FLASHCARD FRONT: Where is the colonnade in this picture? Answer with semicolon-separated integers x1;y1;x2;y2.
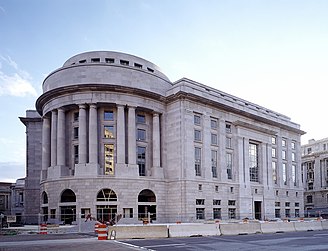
41;103;161;180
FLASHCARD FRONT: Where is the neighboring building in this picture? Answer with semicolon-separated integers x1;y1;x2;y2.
0;179;25;226
20;51;305;224
302;138;328;218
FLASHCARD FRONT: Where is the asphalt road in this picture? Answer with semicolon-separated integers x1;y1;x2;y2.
2;230;328;251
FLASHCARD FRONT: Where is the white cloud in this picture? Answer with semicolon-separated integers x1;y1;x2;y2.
0;56;38;97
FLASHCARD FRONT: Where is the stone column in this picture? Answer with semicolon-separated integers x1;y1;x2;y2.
152;113;160;167
57;108;66;166
128;106;136;165
79;104;87;164
117;105;125;164
50;110;57;166
88;104;98;164
41;116;51;180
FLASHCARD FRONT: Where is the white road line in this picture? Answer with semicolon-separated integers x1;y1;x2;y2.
114;240;155;250
145;243;187;248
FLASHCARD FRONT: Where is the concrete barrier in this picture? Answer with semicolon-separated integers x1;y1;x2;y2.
168;223;220;237
260;222;295;233
219;222;261;235
321;220;328;230
108;225;168;239
294;221;323;231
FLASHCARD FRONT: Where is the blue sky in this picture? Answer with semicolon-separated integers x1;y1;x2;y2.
1;0;328;182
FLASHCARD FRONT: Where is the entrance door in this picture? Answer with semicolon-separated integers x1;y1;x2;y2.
254;201;261;220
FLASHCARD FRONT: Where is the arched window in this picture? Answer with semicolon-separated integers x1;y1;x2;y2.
42;191;48;204
60;189;76;202
97;189;117;201
138;189;156;202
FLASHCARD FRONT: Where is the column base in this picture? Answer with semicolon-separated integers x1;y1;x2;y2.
115;163;139;177
75;163;99;177
47;165;66;179
151;166;164;179
40;169;48;181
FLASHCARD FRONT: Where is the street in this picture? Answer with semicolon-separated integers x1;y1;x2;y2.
2;230;328;251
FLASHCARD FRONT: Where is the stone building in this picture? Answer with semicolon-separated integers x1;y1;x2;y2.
20;51;305;224
302;138;328;218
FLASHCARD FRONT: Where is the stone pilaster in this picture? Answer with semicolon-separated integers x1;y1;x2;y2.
41;116;50;180
116;105;125;164
57;108;65;166
50;110;57;166
88;104;98;164
128;106;136;165
78;104;87;164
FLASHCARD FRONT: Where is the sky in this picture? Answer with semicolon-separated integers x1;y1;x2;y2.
0;0;327;182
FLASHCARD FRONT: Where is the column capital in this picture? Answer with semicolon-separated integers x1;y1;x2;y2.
152;112;160;117
89;103;97;109
78;104;87;109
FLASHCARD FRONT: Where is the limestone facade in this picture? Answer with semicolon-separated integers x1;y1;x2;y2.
302;138;328;217
20;51;305;224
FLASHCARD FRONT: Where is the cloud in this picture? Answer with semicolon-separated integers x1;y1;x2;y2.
0;55;38;97
0;162;25;183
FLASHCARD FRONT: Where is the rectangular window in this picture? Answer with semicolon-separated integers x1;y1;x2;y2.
194;130;202;141
292;164;296;186
275;201;280;207
105;58;114;63
73;127;79;139
196;208;205;219
196;199;205;205
194;114;201;125
134;63;143;69
226;137;232;148
283;163;287;185
285;202;290;207
73;112;79;122
123;208;133;218
272;148;276;158
226;153;232;179
285;209;290;218
295;209;300;217
137;129;146;141
104;111;114;121
228;208;236;219
272;136;277;145
275;209;280;218
211;119;217;129
74;145;79;164
226;123;232;133
291;141;296;150
282;138;287;147
195;147;202;176
136;114;146;123
147;67;154;73
271;162;277;185
137;146;146;176
198;184;202;191
211;133;217;145
211;150;218;178
104;125;114;138
91;58;100;63
282;150;286;160
120;60;129;66
104;144;114;175
213;200;221;205
213;208;221;219
249;143;259;182
295;202;300;207
228;200;236;206
292;152;296;162
307;195;313;203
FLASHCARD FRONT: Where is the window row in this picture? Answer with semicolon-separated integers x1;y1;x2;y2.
194;114;232;133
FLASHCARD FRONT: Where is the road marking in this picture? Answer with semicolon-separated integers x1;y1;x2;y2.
145;243;186;248
114;240;155;250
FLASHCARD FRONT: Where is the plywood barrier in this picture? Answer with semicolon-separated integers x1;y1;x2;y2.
260;222;295;233
108;225;168;239
219;222;261;235
169;224;220;237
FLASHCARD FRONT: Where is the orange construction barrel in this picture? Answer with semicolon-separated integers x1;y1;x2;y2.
39;223;47;234
97;224;107;240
